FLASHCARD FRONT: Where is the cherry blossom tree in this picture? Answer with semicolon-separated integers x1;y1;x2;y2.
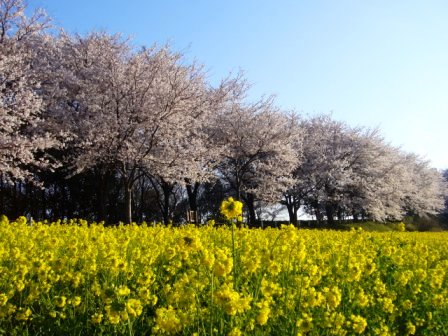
285;115;448;225
181;73;248;216
137;63;218;224
396;154;447;218
442;169;448;223
0;0;55;182
133;73;248;224
212;96;302;226
282;115;359;225
53;32;223;223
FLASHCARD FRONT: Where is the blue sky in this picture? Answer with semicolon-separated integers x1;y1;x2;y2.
31;0;448;169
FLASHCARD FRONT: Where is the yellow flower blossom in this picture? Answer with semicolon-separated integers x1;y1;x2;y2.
71;296;81;307
406;322;416;335
126;299;143;318
91;312;103;324
296;313;313;333
256;306;270;325
54;296;67;308
350;314;367;334
15;307;32;321
220;197;243;220
155;306;182;334
227;327;242;336
117;285;131;296
0;294;7;307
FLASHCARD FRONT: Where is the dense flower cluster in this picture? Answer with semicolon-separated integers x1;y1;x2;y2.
220;197;244;221
0;216;447;335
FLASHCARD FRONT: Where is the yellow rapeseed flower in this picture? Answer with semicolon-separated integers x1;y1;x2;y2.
227;327;243;336
350;315;367;334
126;299;143;318
256;306;271;325
296;313;313;333
117;285;131;296
71;296;81;307
0;294;7;306
15;307;32;321
155;306;182;333
220;197;243;220
91;312;103;324
54;296;66;308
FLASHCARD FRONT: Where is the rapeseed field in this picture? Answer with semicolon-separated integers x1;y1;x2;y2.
0;215;447;335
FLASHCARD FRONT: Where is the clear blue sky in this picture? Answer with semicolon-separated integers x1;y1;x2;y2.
30;0;448;169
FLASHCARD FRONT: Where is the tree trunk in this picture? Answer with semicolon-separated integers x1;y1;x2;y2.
41;187;46;220
124;181;132;224
0;174;4;214
286;202;298;225
286;203;294;224
244;193;258;227
138;180;145;223
352;210;359;222
11;181;18;219
311;200;323;225
161;181;174;225
236;184;241;201
186;180;200;212
235;171;242;201
325;203;335;226
98;171;110;223
284;194;299;226
337;208;343;224
292;207;298;226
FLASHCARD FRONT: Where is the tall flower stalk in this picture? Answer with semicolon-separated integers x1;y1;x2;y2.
220;197;243;290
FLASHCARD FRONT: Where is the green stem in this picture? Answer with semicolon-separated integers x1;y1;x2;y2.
127;317;133;336
210;271;214;336
231;221;237;290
